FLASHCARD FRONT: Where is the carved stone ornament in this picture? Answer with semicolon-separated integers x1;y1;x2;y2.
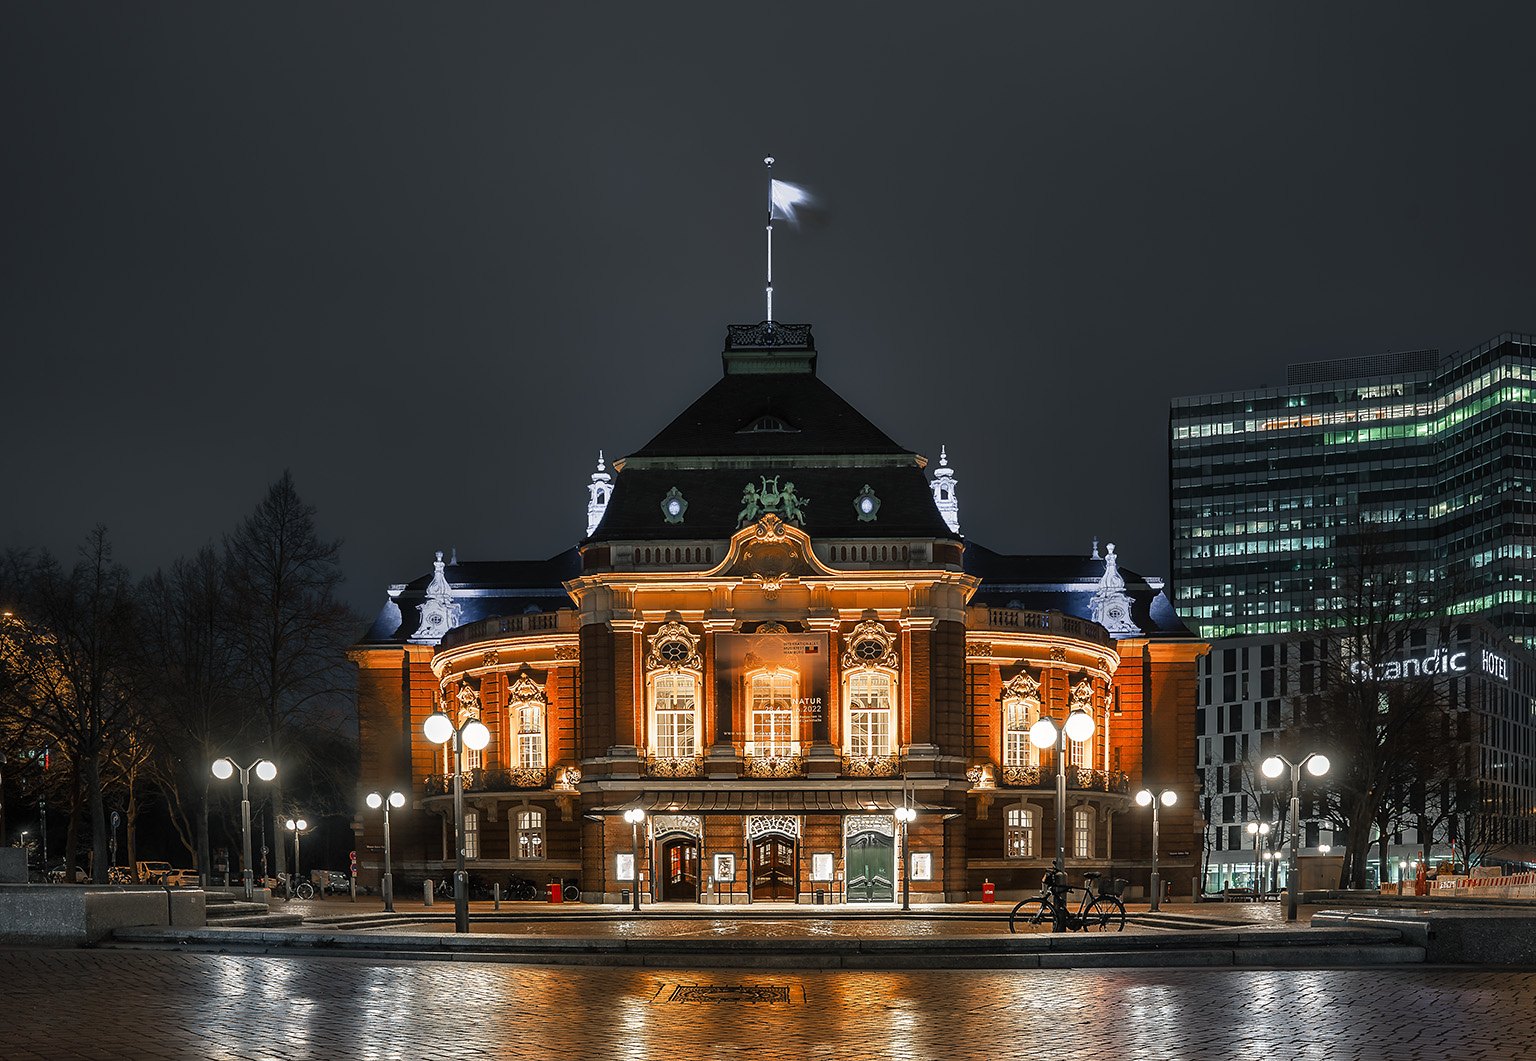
553;644;580;660
747;814;802;839
737;476;809;527
660;487;688;524
411;551;462;644
1089;542;1142;636
455;679;481;715
725;515;816;600
646;620;702;673
507;670;548;708
840;618;899;671
1002;669;1042;708
482;649;500;668
852;485;880;522
1050;646;1067;662
1069;679;1095;712
966;641;993;657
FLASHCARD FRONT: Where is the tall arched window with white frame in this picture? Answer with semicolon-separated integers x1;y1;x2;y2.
846;671;893;756
646;620;703;762
1001;670;1042;769
840;618;900;760
506;672;548;772
750;671;797;757
1005;804;1037;858
516;808;545;860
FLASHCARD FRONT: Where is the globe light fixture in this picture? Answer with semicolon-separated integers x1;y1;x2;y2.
1135;788;1177;911
1026;701;1097;930
1260;752;1331;922
365;790;408;911
284;817;310;898
424;710;492;932
210;756;277;899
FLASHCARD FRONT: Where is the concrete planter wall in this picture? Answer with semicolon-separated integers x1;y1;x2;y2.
0;885;206;945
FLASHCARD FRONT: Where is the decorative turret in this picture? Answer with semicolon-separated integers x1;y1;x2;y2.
930;445;960;535
586;451;612;536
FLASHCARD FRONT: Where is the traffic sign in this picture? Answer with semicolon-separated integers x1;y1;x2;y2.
110;811;120;830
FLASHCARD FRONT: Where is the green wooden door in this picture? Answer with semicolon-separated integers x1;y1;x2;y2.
846;830;893;902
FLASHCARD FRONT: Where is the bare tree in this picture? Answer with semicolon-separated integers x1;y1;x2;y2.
0;529;140;881
223;472;357;876
137;547;256;880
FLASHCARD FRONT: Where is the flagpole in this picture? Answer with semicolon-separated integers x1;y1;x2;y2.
764;155;774;331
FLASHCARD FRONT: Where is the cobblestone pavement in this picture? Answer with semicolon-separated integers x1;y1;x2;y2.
2;947;1530;1060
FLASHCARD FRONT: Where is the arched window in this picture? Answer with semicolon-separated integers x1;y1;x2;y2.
750;672;796;756
647;621;702;759
1001;670;1041;768
506;672;547;771
1073;806;1093;859
846;671;893;756
516;809;545;860
1005;804;1037;858
652;672;699;756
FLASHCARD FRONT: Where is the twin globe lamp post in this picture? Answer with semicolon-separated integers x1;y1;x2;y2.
365;790;407;912
1134;788;1177;911
423;708;490;933
1246;820;1273;891
1261;751;1330;923
1028;702;1095;932
285;817;310;895
210;757;276;900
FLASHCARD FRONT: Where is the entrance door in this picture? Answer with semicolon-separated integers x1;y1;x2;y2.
752;835;797;901
846;830;894;902
661;838;699;902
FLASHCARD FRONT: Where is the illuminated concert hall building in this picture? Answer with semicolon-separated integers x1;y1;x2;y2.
351;322;1207;903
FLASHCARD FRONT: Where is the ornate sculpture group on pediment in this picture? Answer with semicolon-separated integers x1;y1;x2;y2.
1089;542;1142;636
738;475;808;526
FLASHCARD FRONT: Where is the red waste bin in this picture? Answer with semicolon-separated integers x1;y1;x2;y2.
547;881;563;904
982;881;996;903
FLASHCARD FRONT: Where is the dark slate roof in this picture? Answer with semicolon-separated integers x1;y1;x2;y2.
629;371;908;459
963;540;1197;639
359;549;581;646
589;465;953;542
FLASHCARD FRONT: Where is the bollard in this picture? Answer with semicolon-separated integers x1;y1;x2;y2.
494;882;501;910
350;879;356;903
424;880;434;906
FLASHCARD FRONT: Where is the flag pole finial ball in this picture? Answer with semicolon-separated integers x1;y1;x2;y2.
764;156;774;166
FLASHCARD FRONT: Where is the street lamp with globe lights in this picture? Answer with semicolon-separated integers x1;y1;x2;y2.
424;709;490;932
365;790;407;912
1029;703;1095;932
622;808;646;911
1261;752;1330;922
211;757;276;900
1135;788;1176;911
284;818;310;896
894;805;916;911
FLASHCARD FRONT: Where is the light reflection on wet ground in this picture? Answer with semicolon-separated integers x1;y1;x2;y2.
353;916;1152;937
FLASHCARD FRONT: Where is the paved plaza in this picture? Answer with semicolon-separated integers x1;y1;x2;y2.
2;946;1532;1060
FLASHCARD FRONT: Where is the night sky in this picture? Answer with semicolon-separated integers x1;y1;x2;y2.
4;4;1533;621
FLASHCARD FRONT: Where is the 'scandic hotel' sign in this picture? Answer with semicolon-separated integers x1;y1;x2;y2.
1349;648;1509;683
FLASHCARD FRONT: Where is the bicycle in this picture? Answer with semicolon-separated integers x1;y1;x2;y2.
1008;870;1127;932
279;873;316;901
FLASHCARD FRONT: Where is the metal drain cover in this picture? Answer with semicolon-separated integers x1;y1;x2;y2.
655;982;803;1005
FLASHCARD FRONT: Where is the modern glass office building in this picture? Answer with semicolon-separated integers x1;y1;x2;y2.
1171;333;1536;645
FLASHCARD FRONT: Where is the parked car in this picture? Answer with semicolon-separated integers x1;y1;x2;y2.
320;870;352;894
163;868;200;887
136;861;173;884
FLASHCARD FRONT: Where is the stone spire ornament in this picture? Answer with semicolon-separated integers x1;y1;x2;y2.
586;450;612;536
930;445;960;535
411;551;463;644
1089;542;1141;636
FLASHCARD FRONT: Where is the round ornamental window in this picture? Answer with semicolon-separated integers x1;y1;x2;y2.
660;640;690;664
854;638;884;662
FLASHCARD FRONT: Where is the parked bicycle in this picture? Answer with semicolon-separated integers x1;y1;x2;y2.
279;873;316;901
1008;870;1127;932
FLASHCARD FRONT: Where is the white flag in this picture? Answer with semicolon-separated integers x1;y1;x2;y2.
771;179;822;227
